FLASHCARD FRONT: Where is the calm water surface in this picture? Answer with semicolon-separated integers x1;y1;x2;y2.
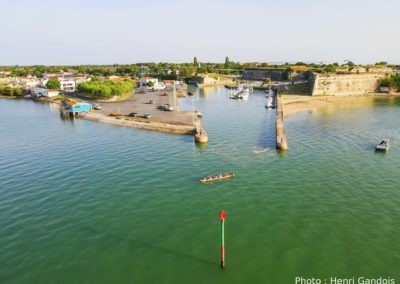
1;89;400;283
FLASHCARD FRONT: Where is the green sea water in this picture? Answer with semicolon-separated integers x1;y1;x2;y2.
1;89;400;284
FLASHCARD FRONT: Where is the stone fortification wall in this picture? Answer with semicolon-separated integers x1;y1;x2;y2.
187;76;218;86
310;73;387;96
242;69;285;81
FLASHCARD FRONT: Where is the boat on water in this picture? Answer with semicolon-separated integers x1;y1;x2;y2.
238;92;249;99
229;84;251;100
265;95;275;108
199;172;235;183
375;139;390;151
265;99;273;108
229;91;239;99
265;88;274;97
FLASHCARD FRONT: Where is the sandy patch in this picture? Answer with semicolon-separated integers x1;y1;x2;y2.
282;94;400;118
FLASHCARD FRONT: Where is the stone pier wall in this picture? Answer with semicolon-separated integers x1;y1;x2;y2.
276;96;288;150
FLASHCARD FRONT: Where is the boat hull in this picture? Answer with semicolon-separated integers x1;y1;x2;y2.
199;173;235;183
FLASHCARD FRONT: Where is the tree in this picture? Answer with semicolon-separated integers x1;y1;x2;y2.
282;67;293;80
379;74;400;90
197;66;207;74
1;87;14;96
380;77;393;87
375;61;387;66
324;64;337;73
13;88;23;97
46;79;61;90
224;56;230;68
193;57;198;66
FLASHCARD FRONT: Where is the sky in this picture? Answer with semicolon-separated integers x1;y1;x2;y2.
0;0;399;65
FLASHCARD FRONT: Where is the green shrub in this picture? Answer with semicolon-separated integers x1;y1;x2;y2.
78;80;136;99
380;74;400;90
0;86;24;97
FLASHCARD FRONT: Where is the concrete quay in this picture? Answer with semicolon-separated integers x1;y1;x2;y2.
78;87;209;138
78;112;196;135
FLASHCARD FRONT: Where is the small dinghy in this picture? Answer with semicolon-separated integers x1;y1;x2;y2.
199;173;235;183
375;139;390;152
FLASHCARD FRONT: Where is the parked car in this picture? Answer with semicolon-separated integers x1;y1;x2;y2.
93;104;102;110
128;112;138;117
143;113;151;118
164;104;174;111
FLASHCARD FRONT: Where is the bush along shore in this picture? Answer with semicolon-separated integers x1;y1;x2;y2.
0;86;24;97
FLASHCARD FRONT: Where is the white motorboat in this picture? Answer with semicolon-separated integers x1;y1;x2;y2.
265;94;275;109
375;139;390;151
265;98;273;108
230;84;251;99
265;85;274;97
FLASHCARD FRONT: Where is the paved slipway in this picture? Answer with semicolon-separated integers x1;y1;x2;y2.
1;88;400;283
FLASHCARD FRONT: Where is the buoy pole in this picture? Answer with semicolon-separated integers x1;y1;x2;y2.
219;210;226;268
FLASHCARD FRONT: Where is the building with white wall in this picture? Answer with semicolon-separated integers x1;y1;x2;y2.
59;79;76;92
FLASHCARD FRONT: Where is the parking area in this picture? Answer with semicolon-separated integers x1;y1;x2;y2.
88;88;194;126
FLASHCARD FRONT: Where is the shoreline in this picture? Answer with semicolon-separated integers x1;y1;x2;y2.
281;93;400;118
1;96;202;136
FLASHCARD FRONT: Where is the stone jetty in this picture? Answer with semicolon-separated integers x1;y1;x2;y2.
276;95;288;150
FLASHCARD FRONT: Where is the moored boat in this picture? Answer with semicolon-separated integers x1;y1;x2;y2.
229;84;252;100
199;172;235;183
375;139;390;151
265;95;274;108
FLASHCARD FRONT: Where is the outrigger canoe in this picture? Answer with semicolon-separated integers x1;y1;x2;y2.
199;173;235;183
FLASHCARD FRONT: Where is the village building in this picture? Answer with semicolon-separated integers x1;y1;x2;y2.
59;79;76;92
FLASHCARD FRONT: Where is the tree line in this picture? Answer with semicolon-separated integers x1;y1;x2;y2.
0;60;396;79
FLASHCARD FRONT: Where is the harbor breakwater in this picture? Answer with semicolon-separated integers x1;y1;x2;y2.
78;112;196;135
276;95;288;150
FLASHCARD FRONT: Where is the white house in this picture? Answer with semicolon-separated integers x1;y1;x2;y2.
47;90;60;97
74;76;90;85
31;88;59;97
59;79;76;92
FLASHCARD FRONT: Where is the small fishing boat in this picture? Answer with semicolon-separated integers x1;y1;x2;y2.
375;139;390;151
229;91;239;99
229;84;251;100
199;172;235;183
238;93;249;100
265;95;275;108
